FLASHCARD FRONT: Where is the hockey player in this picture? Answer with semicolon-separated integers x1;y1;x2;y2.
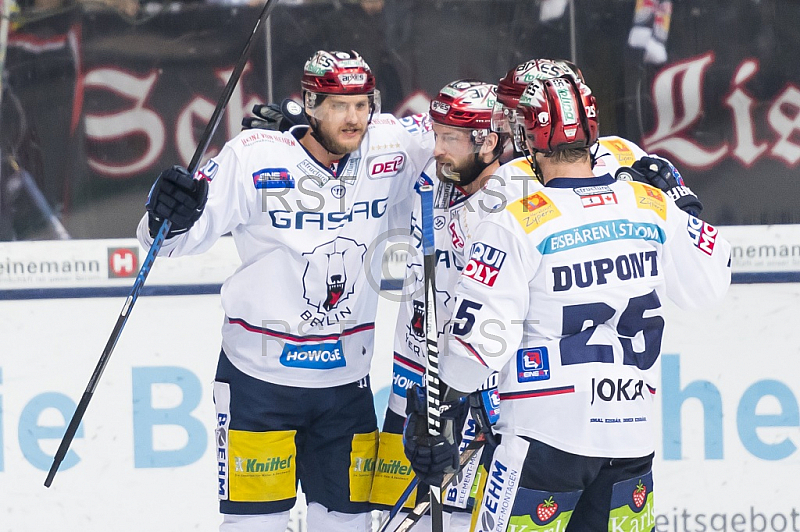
403;75;731;531
137;50;433;532
370;79;506;530
490;58;702;219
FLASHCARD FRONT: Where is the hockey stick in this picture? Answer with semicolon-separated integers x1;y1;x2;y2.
376;476;420;532
43;0;281;488
418;183;444;531
388;434;487;532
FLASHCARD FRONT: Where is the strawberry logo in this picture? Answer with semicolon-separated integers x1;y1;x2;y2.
632;480;647;509
536;496;558;523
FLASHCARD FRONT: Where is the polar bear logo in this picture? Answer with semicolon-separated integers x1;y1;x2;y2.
302;237;367;317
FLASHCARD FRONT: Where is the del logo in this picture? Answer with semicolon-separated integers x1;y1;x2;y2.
687;216;717;256
108;247;138;278
368;153;405;178
280;340;346;369
517;347;550;382
463;242;506;287
253;168;294;189
448;219;465;250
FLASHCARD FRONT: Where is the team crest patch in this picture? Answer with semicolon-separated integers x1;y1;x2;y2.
507;191;561;233
300;237;366;325
629;181;666;220
463;242;506;287
253;168;294;189
410;300;425;338
517;347;550;382
687;215;718;256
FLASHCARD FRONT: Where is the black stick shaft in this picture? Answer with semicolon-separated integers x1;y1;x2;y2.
419;184;444;530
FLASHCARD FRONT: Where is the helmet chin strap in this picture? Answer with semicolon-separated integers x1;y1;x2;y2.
523;147;545;185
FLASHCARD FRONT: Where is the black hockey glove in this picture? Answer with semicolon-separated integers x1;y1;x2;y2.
403;384;466;487
241;99;308;132
630;156;703;217
146;165;208;239
469;388;500;449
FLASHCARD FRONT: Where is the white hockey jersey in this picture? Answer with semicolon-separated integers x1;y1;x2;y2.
389;136;650;415
137;114;433;388
441;173;731;458
388;157;531;416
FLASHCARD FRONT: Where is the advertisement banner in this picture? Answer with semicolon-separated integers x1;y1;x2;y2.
1;229;799;530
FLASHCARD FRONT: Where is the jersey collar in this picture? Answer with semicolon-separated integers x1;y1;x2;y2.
545;173;615;188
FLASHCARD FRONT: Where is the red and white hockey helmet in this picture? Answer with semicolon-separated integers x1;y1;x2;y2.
492;59;584;137
517;75;599;155
301;50;380;114
429;79;497;144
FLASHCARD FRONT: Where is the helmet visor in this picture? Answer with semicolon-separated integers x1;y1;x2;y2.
304;90;381;122
490;100;515;134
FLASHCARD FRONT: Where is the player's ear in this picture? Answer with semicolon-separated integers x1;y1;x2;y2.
480;132;499;161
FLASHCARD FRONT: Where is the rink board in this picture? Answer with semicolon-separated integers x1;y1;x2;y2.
1;226;799;532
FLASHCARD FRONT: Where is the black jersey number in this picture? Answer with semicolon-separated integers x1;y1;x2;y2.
560;290;664;370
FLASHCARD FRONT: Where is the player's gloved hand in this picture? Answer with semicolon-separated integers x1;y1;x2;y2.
241;99;308;131
630;156;703;217
469;388;500;449
403;384;466;486
146;165;208;239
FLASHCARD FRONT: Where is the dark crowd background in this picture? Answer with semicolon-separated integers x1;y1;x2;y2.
2;0;798;240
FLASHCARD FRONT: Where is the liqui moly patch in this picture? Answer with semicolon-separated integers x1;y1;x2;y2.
463;242;506;287
687;216;718;256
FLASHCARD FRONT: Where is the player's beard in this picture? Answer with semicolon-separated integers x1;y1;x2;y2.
436;154;484;187
311;118;366;157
